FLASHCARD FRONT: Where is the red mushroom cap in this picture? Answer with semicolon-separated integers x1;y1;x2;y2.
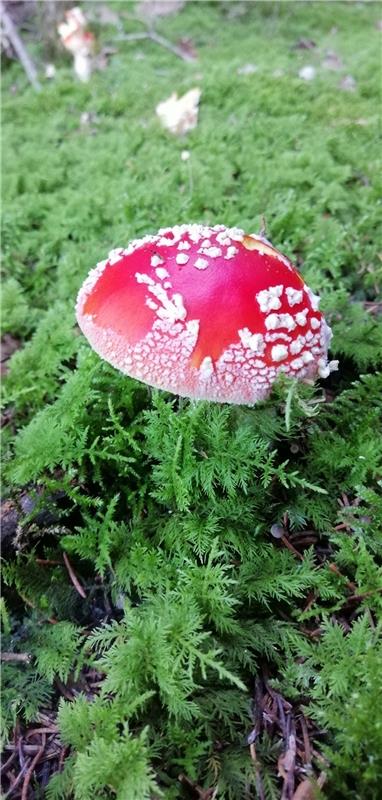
76;224;338;404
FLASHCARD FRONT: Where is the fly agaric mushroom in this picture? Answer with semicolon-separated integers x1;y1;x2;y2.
76;224;338;404
58;7;95;82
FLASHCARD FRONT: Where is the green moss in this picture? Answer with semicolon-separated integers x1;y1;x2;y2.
2;2;382;798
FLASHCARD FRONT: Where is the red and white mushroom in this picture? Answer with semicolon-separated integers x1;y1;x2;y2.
76;224;338;404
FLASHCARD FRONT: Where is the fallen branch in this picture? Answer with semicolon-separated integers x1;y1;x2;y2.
0;2;41;91
148;29;195;62
115;29;195;62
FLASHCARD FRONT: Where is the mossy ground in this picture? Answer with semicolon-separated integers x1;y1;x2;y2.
1;2;382;799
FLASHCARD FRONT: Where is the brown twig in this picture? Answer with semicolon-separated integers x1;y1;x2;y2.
279;731;297;800
343;587;382;605
37;712;57;727
364;301;382;315
2;761;29;799
0;750;17;775
259;215;267;238
290;531;318;547
58;744;69;772
63;551;86;598
21;733;46;800
299;715;312;767
1;652;31;664
178;773;215;799
327;562;357;592
263;679;292;712
311;748;330;767
280;535;304;561
26;726;58;738
302;592;316;614
318;771;327;789
300;626;322;639
249;742;265;800
18;737;26;770
5;743;45;754
253;673;326;800
55;677;75;701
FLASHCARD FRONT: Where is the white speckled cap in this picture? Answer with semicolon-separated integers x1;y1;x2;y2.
76;224;338;404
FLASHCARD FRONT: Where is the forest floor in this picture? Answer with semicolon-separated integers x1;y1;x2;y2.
1;2;382;799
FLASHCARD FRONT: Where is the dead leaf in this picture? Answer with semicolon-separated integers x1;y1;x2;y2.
299;65;316;81
322;50;343;70
45;63;56;79
291;779;316;800
156;88;201;135
96;46;118;72
278;734;296;779
176;37;198;61
292;771;327;800
293;38;316;50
